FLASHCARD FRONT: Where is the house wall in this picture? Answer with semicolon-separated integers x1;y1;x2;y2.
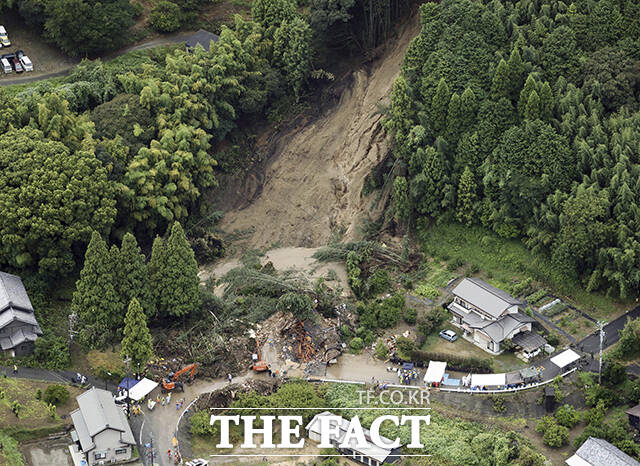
453;297;496;321
0;321;37;355
89;429;131;465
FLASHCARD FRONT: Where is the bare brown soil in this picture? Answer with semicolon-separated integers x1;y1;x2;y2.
216;16;420;250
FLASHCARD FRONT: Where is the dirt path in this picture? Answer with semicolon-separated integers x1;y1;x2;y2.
216;17;420;250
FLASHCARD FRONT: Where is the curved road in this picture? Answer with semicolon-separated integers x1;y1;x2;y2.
0;31;197;87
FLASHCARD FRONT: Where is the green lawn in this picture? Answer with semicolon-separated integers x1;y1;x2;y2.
419;222;629;319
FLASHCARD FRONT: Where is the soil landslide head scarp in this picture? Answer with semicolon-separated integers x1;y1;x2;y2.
217;17;420;250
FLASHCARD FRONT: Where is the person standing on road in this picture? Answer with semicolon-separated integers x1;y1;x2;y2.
13;365;17;374
228;373;232;383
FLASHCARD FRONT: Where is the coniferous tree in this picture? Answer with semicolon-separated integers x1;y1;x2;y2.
456;166;477;226
431;78;450;136
148;236;166;314
525;90;541;121
117;233;154;317
71;231;120;348
491;59;511;99
411;147;449;217
158;222;201;318
507;48;525;100
121;298;153;374
518;74;538;118
460;87;478;133
539;82;554;122
446;93;463;146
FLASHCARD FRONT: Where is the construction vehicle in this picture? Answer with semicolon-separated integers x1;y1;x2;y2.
162;363;197;392
252;339;268;372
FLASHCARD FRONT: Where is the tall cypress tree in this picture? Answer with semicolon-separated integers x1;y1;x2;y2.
121;298;153;374
71;231;120;348
491;59;511;99
525;90;541;121
507;48;525;100
446;93;463;146
539;82;554;122
431;78;451;136
148;236;166;315
117;233;154;318
159;222;201;318
456;166;478;226
393;176;410;227
460;87;478;133
518;74;538;118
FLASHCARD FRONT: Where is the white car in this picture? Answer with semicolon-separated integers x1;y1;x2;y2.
20;55;33;72
1;58;11;74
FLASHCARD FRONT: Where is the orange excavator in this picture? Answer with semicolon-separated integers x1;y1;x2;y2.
162;363;197;392
252;339;268;372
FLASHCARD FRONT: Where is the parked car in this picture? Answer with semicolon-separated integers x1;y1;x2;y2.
0;26;10;47
11;56;23;73
19;55;33;72
185;460;208;466
439;329;458;342
0;58;11;74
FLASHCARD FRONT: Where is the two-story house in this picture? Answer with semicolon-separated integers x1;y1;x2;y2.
0;271;42;357
447;278;537;354
70;387;136;465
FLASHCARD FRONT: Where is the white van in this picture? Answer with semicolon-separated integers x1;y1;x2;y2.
20;55;33;72
1;58;11;73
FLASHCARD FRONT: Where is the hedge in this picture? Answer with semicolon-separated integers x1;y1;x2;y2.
391;351;493;373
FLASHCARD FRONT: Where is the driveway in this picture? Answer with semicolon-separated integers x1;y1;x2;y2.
577;305;640;354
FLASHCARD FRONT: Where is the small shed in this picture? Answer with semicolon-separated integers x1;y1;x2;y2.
118;377;139;391
185;29;220;52
423;361;447;384
626;404;640;431
519;366;541;384
512;331;546;359
551;349;581;370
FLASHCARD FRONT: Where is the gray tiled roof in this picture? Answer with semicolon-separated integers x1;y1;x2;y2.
570;437;640;466
70;409;94;452
480;313;532;343
186;29;220;51
512;331;546;352
0;272;33;312
0;308;39;329
0;327;40;350
452;278;521;318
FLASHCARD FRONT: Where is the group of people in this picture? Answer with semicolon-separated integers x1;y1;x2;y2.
397;367;420;385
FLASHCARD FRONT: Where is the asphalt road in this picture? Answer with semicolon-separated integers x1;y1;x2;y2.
0;31;196;86
577;305;640;354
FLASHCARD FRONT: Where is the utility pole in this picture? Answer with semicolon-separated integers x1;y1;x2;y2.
598;321;606;385
123;355;132;418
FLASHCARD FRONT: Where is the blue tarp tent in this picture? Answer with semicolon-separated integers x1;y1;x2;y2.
118;377;139;390
402;362;414;370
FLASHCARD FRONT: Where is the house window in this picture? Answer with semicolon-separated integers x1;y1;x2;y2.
94;452;107;460
115;448;127;455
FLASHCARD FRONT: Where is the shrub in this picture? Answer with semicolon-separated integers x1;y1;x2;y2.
190;410;213;436
340;325;353;339
404;308;418;325
43;385;70;406
350;337;364;352
602;362;627;386
131;1;144;17
555;404;580;428
407;350;492;373
375;339;389;360
365;269;391;297
34;334;70;370
395;336;416;359
536;416;569;447
150;1;182;32
491;395;506;413
415;283;440;299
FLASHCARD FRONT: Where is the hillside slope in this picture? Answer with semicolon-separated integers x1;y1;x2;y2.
217;16;419;250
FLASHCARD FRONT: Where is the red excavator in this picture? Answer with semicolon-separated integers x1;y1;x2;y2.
162;363;197;392
252;339;268;372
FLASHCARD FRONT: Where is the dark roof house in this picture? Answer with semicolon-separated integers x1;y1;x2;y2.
185;29;220;52
566;437;640;466
0;271;42;357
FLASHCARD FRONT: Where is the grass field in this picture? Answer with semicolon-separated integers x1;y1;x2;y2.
0;378;82;432
419;223;629;319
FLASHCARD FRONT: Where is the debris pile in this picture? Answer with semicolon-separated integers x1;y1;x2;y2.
256;311;343;374
192;379;281;412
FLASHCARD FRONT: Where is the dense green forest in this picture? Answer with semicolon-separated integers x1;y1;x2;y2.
386;0;640;298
